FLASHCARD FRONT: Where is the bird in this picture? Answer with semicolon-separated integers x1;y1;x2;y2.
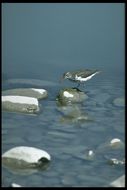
61;69;101;88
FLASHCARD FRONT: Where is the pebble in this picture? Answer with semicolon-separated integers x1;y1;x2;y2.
110;138;124;148
84;150;95;161
2;96;40;114
97;138;124;151
113;97;125;107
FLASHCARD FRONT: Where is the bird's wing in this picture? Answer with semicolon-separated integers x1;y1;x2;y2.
75;70;98;78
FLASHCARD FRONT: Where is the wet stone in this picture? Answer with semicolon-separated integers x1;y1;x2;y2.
107;158;125;166
2;146;51;175
97;138;125;152
2;88;48;100
113;97;125;107
109;138;124;149
56;88;88;105
2;96;40;114
84;150;95;161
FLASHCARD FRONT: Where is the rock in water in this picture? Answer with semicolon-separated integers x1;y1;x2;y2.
56;88;88;105
110;175;125;187
2;96;40;114
11;183;22;187
2;146;51;175
2;88;48;100
113;97;125;107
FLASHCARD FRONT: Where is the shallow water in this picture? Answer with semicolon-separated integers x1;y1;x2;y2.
2;74;125;187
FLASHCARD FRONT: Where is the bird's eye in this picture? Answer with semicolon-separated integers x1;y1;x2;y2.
66;72;71;78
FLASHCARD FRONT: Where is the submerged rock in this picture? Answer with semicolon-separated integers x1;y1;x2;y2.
2;146;51;175
2;96;40;114
113;97;125;107
56;88;88;105
2;88;48;100
59;114;92;124
97;138;124;151
109;138;124;149
57;104;93;124
84;150;95;161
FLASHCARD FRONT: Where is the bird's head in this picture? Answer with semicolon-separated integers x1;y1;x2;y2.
59;72;72;82
63;72;72;79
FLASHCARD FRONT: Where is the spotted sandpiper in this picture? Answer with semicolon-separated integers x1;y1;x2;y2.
61;69;101;88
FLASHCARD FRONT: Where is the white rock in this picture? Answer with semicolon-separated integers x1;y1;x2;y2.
11;183;22;187
110;175;125;187
97;138;124;151
31;88;46;94
88;150;94;156
2;96;40;114
84;150;95;160
113;97;125;107
110;138;124;148
2;88;48;100
2;146;51;163
2;96;38;106
110;138;121;144
63;91;74;98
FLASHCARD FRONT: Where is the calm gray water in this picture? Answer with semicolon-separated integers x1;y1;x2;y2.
2;3;125;187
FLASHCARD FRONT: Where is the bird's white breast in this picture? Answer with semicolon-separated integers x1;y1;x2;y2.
75;72;98;82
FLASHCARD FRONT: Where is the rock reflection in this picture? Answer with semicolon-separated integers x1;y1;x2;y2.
2;157;50;175
56;87;93;124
